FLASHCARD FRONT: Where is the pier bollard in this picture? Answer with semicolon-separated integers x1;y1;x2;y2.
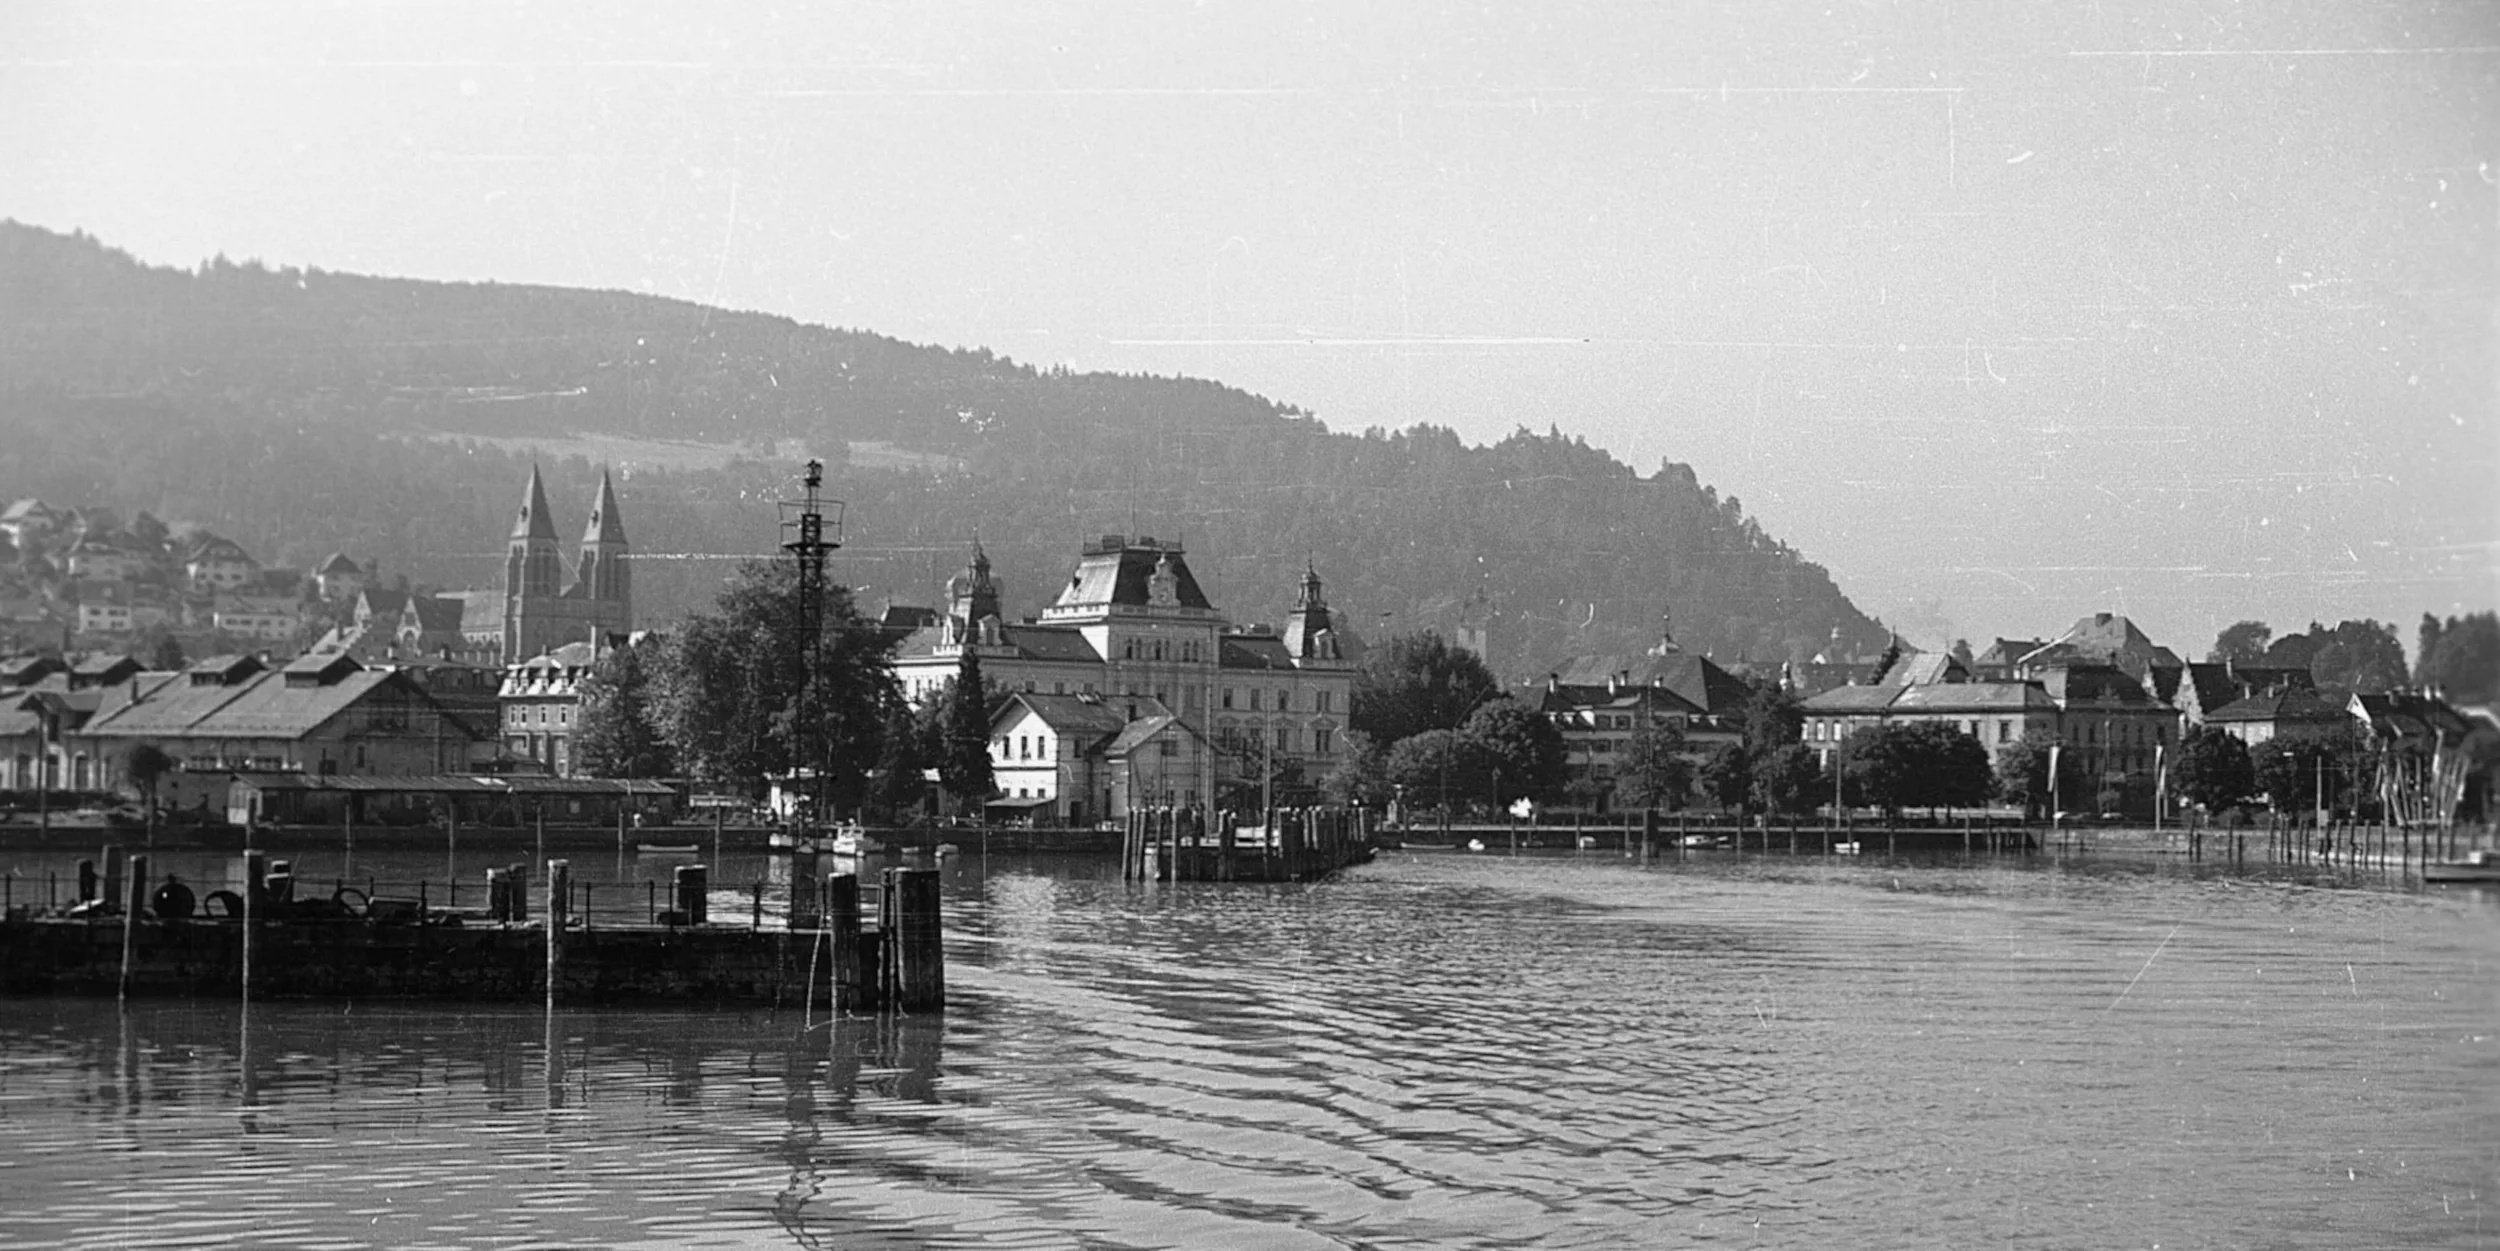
675;864;708;927
102;847;125;915
486;868;509;923
885;867;944;1012
788;857;821;931
77;858;97;906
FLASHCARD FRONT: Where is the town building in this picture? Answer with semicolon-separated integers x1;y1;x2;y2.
312;552;368;602
497;639;603;776
891;536;1356;821
986;691;1212;825
1531;612;1752;810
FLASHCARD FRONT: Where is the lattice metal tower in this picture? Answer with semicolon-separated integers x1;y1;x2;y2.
779;460;844;826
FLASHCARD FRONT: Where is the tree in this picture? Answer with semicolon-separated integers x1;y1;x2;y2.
2209;620;2273;664
1384;728;1488;814
1613;720;1692;812
120;741;173;822
1734;679;1804;757
1462;696;1567;806
648;559;900;804
1753;743;1827;817
1697;743;1752;813
1348;632;1502;748
1868;636;1903;684
137;627;185;672
572;639;675;778
1993;731;2078;818
937;646;996;809
2253;724;2366;815
2417;611;2499;705
1318;730;1393;810
866;702;931;822
2172;726;2256;816
1840;722;1990;818
2302;620;2407;693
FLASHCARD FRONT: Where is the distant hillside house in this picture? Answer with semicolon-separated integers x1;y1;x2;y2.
497;467;632;666
212;594;304;643
0;498;63;547
61;535;145;582
892;537;1357;810
73;582;131;635
313;552;367;602
184;536;260;591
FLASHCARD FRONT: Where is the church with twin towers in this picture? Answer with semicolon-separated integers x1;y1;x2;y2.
493;465;632;666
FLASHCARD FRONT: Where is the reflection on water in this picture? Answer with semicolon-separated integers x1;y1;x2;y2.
2;849;2496;1248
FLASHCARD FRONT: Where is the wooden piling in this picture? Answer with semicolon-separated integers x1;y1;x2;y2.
119;852;147;1002
77;858;96;905
674;864;708;926
828;872;864;1011
885;867;944;1012
102;846;124;915
545;859;568;1008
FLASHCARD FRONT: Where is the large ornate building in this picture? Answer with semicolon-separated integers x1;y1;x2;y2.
893;534;1357;821
484;467;633;666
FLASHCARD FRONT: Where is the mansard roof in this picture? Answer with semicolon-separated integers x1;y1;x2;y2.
1546;650;1751;716
1048;536;1213;613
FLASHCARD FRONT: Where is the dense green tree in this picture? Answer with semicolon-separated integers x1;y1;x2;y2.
1753;743;1829;817
865;702;931;821
120;742;173;831
2252;724;2366;814
2417;611;2499;704
936;646;996;810
1867;636;1903;685
2172;726;2256;816
1318;730;1393;809
649;559;900;804
1384;729;1489;814
1462;696;1568;806
2209;620;2273;664
1841;722;1991;817
1697;743;1752;813
1349;632;1503;748
1993;730;2081;817
1735;680;1805;756
572;639;676;778
1613;720;1692;812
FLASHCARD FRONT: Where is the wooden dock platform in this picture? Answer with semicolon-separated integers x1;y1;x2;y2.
1120;807;1376;883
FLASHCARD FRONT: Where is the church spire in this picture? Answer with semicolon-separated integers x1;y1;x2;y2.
583;468;627;545
512;464;559;541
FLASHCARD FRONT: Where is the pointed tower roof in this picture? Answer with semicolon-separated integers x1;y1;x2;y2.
583;469;627;544
512;465;560;541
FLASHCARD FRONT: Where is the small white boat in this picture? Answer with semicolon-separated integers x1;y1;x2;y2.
635;842;700;856
1832;841;1862;855
766;823;882;857
1465;838;1487;852
1575;835;1598;850
2423;850;2500;884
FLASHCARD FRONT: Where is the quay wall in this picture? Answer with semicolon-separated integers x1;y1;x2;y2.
0;917;869;1007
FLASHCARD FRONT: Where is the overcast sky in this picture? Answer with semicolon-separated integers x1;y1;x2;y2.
7;1;2495;653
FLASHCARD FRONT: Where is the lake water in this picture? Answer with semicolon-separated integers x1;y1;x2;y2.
2;844;2495;1248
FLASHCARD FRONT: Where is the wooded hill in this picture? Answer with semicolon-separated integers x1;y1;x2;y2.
0;221;1885;679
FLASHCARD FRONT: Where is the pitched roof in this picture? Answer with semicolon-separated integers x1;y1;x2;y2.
2205;687;2349;725
994;691;1131;739
407;595;465;633
2037;664;2159;708
1880;651;1970;686
84;666;459;742
1220;633;1299;670
1886;682;2060;714
1546;650;1751;716
1105;711;1197;757
315;552;363;576
1800;684;1905;713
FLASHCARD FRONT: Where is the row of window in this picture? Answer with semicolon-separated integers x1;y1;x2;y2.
1118;637;1206;663
1804;717;2174;747
507;704;573;729
1221;686;1330;713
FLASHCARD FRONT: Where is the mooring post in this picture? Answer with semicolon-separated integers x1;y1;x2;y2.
102;846;125;915
676;863;707;926
546;858;568;1008
119;852;149;1002
77;858;97;906
828;872;863;1011
241;848;264;1000
344;801;355;879
886;867;944;1012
